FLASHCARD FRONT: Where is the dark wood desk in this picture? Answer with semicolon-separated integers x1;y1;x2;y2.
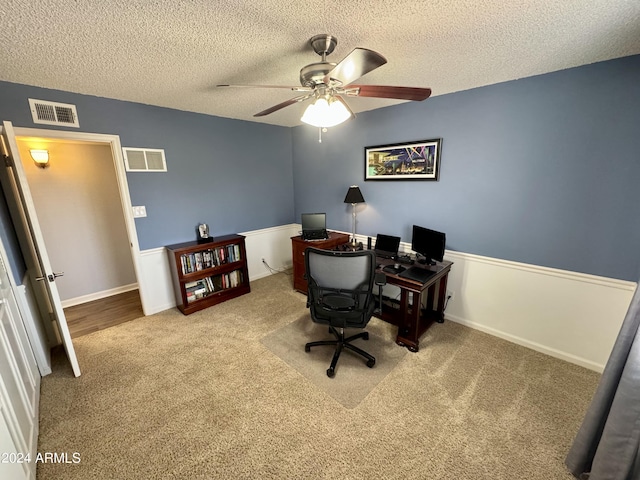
374;257;453;352
291;231;351;293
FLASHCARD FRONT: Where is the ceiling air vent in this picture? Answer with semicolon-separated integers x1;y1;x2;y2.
122;148;167;172
28;98;79;127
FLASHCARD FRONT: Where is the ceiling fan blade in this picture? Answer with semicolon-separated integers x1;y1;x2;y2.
322;48;387;86
217;84;312;92
346;85;432;101
254;93;313;117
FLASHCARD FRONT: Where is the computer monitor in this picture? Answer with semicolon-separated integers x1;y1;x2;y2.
301;213;326;231
411;225;445;265
374;234;401;259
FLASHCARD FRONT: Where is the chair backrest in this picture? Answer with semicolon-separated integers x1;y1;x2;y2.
304;247;376;327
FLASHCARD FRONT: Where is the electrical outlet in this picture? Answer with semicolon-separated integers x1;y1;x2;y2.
446;290;455;301
262;258;266;263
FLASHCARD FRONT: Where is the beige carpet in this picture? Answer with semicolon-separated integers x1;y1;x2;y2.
261;315;407;408
37;272;600;480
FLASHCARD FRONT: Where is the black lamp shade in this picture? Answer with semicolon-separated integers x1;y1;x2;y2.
344;186;365;204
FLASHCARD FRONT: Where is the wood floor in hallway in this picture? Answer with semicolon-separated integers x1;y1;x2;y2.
64;289;144;338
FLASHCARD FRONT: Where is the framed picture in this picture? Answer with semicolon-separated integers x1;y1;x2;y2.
365;138;442;181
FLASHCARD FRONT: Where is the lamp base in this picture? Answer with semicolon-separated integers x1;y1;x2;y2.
344;241;363;251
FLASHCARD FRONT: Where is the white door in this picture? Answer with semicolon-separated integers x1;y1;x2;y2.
0;244;40;480
1;121;80;377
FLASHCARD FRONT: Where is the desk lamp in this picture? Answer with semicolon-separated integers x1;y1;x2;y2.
344;185;365;247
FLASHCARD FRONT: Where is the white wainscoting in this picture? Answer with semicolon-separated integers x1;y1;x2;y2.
239;224;299;280
138;224;300;315
352;233;635;372
136;226;636;372
441;250;636;372
137;247;176;316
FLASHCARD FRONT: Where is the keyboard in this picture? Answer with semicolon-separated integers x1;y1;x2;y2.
398;266;436;284
302;229;328;241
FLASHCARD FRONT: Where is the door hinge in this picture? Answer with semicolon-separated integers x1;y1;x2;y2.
2;154;11;167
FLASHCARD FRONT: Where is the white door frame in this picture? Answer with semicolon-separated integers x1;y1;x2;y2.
11;127;150;315
2;121;81;376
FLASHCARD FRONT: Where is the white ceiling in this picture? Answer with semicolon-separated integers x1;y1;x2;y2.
2;0;639;128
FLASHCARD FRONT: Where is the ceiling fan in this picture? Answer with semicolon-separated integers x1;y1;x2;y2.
217;34;432;128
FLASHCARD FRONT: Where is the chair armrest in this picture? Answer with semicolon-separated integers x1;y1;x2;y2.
374;272;387;287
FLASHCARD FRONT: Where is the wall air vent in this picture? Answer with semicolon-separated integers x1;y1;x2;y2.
122;148;167;172
28;98;80;127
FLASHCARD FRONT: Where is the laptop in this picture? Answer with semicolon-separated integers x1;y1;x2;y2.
398;265;436;284
374;234;401;259
301;213;329;241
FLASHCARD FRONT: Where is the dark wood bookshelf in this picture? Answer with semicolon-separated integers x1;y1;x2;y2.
166;234;250;315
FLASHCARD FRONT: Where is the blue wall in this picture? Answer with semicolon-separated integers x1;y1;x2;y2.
0;82;295;254
1;55;638;285
292;55;640;281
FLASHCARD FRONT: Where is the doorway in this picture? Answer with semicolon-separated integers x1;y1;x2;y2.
15;136;144;337
10;127;148;342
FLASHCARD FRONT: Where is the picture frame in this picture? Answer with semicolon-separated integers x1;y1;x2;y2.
365;138;442;181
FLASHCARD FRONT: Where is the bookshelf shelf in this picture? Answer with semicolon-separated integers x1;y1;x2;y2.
166;234;250;315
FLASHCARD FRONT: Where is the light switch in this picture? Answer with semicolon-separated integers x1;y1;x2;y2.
132;206;147;218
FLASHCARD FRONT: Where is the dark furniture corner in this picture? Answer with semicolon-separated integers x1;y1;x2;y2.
374;256;453;352
291;231;350;293
166;234;250;315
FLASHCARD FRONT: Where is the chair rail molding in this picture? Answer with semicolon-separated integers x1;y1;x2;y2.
441;249;636;372
135;224;635;371
138;224;300;315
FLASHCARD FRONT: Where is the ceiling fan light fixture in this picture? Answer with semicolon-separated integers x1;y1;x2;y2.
300;96;352;128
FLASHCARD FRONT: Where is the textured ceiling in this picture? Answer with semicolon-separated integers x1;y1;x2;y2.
2;0;639;127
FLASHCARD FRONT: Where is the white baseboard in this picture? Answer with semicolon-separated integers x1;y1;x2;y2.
441;250;636;372
137;224;301;314
444;313;605;371
331;233;635;371
61;283;138;308
135;224;636;372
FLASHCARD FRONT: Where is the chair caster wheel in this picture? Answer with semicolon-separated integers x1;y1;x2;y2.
363;332;369;340
366;359;375;368
326;368;335;378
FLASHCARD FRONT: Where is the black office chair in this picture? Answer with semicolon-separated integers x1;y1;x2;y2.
304;247;384;378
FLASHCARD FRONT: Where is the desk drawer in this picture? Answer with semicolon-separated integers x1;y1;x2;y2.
293;258;306;293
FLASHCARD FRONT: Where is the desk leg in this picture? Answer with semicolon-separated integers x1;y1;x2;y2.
435;276;448;323
395;290;422;353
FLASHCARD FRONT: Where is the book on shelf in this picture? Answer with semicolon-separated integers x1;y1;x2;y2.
178;243;243;276
185;278;215;302
167;234;250;314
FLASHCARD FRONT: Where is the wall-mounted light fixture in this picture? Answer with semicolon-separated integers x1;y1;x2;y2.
30;149;50;168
